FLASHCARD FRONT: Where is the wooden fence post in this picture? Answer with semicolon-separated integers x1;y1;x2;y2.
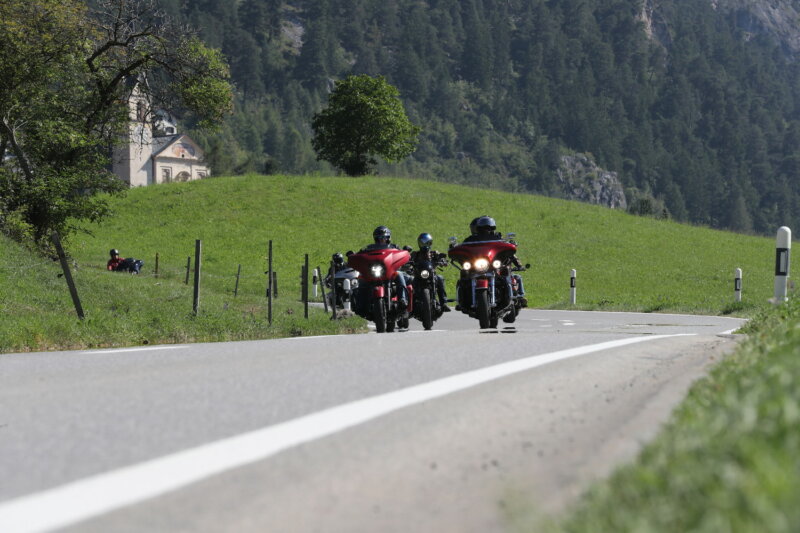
193;240;201;315
330;260;337;320
304;254;309;319
51;232;84;320
185;256;191;285
234;264;242;298
154;253;159;278
267;240;273;325
319;265;329;313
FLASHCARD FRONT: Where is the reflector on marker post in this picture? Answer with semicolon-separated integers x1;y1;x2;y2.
570;269;577;305
734;268;742;302
774;227;792;303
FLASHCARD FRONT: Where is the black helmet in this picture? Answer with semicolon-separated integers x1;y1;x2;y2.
332;252;344;265
109;249;119;257
469;217;480;235
373;225;391;244
475;216;496;235
417;232;433;249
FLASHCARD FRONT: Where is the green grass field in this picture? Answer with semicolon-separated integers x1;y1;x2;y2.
0;173;780;352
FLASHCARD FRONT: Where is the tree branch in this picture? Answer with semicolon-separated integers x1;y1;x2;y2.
0;118;35;183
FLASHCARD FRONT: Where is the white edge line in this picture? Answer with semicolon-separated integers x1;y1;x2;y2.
0;333;694;533
82;346;188;354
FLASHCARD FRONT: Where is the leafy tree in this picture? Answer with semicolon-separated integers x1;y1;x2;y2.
0;0;232;248
311;75;420;176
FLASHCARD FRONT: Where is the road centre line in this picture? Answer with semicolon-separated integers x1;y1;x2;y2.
0;334;694;533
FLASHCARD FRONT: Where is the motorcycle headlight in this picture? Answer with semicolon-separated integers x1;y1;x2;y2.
492;259;502;269
370;264;385;277
463;261;472;271
474;258;490;272
350;279;359;288
420;269;431;279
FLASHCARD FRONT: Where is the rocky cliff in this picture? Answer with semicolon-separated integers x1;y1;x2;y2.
642;0;800;56
557;154;627;210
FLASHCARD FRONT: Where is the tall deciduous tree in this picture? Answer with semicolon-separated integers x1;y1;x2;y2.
0;0;232;248
311;75;420;176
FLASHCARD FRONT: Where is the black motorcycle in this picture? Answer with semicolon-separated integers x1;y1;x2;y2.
405;250;449;330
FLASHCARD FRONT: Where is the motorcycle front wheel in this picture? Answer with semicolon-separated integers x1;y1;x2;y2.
421;288;433;330
477;289;491;329
374;298;387;333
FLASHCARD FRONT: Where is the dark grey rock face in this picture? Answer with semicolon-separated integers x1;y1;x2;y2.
718;0;800;55
557;154;627;210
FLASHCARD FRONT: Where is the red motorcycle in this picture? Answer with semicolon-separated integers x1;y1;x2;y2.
347;246;413;333
448;238;527;329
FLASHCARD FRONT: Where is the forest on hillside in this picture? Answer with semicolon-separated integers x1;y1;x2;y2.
154;0;800;234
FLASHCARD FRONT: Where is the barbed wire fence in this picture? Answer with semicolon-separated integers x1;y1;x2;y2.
34;239;330;320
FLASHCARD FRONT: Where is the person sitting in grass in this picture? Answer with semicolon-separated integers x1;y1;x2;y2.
107;249;125;271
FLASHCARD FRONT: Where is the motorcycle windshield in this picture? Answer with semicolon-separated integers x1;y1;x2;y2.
448;241;517;265
348;248;410;280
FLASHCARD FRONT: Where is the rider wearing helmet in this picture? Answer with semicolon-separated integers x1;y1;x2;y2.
107;249;124;271
460;217;528;307
325;252;346;285
464;216;501;242
359;225;411;310
410;232;451;312
366;225;393;249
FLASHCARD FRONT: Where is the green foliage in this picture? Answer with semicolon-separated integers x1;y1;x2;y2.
556;295;800;532
311;75;420;176
0;0;232;249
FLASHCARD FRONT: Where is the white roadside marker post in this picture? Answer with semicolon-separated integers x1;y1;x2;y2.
343;279;351;312
734;268;742;302
774;226;792;303
570;269;577;305
312;268;319;298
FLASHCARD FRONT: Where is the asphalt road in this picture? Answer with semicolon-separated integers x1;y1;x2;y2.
0;310;744;532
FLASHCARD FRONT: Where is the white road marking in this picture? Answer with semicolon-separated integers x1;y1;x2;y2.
0;334;694;533
82;346;188;354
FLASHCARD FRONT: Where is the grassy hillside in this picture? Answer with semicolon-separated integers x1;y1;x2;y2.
72;174;774;311
0;174;780;352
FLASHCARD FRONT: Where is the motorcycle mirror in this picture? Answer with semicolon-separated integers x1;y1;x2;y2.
448;236;457;249
525;263;531;269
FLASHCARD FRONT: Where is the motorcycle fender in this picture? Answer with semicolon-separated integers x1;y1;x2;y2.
373;285;385;298
475;279;489;289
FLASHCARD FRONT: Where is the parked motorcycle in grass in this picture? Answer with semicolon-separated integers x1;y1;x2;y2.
448;235;528;329
347;246;412;332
